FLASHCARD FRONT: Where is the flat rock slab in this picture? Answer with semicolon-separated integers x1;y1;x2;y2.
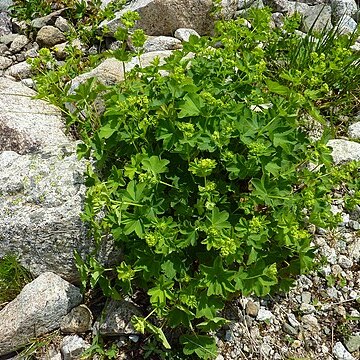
0;78;90;282
0;272;82;356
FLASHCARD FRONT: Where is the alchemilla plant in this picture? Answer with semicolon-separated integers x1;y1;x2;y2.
28;4;360;359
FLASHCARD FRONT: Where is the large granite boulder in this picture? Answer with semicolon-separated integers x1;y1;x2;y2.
0;77;90;282
99;0;237;36
0;0;13;12
0;272;82;356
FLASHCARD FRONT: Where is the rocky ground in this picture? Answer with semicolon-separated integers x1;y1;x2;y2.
0;0;359;359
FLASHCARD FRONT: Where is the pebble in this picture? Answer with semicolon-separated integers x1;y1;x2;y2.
300;303;316;314
338;255;353;269
333;341;355;360
327;287;339;299
332;264;343;276
245;300;259;317
345;335;360;353
224;329;233;342
287;313;300;328
256;309;274;322
129;334;139;343
301;291;312;304
301;314;319;330
282;323;298;336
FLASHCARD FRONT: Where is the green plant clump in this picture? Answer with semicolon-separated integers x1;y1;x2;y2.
0;254;32;305
43;7;359;359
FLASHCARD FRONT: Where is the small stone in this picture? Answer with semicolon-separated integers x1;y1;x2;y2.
323;246;337;264
282;323;298;336
327;287;339;299
301;291;312;304
60;335;90;360
256;308;274;322
224;329;233;342
348;220;360;230
338;255;353;269
9;35;29;53
345;335;360;353
60;304;93;333
21;78;35;89
96;300;142;336
336;305;347;318
55;17;72;33
5;61;32;79
333;341;355;360
287;313;300;328
300;303;316;314
0;55;12;70
245;300;259;317
301;314;319;330
174;28;200;42
129;334;139;343
260;343;272;356
0;33;18;45
332;264;343;276
292;339;302;348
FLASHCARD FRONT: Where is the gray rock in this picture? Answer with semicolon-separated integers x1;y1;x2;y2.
68;57;124;95
60;335;90;360
0;43;8;55
0;33;18;45
0;272;82;356
301;291;312;304
60;305;93;333
299;303;316;314
256;308;274;322
25;46;39;59
55;16;72;33
68;50;172;97
174;28;200;42
338;255;353;269
301;314;319;330
327;139;360;164
333;341;355;360
0;12;11;37
238;0;257;9
287;313;300;328
336;15;358;35
36;26;66;48
5;61;32;79
99;0;237;36
20;78;35;89
331;0;358;22
345;335;360;353
0;78;91;281
0;55;12;70
265;0;309;14
9;35;29;53
0;0;13;12
141;36;182;52
302;4;332;33
348;122;360;139
31;9;68;29
96;300;142;336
